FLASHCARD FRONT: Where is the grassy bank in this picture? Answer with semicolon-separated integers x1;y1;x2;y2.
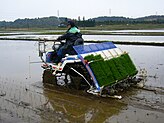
81;31;164;36
1;23;164;31
1;30;164;36
86;40;164;47
83;23;164;30
1;24;164;36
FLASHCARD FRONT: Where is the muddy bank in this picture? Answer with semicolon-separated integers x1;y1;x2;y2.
1;29;164;36
0;37;164;47
86;40;164;47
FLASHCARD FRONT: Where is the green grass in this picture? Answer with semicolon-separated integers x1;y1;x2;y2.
83;23;164;30
1;23;164;36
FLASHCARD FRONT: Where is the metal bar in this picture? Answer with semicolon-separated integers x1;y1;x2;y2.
78;55;101;91
70;67;92;88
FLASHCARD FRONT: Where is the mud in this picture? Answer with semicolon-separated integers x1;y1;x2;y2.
0;40;164;123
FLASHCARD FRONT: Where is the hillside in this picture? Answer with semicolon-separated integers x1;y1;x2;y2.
0;15;164;29
92;15;164;22
0;16;64;29
91;16;130;22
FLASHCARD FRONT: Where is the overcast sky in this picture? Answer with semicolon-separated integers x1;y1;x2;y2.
1;0;164;21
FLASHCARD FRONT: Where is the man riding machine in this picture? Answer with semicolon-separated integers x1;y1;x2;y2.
52;20;84;63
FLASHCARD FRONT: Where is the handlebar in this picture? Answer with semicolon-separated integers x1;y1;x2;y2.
38;38;60;42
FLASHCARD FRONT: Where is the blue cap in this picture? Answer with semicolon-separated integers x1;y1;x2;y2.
67;20;75;27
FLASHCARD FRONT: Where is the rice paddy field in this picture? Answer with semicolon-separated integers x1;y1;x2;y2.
0;31;164;123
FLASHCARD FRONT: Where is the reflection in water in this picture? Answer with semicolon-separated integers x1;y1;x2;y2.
0;76;71;123
42;83;126;123
0;77;43;123
0;40;42;82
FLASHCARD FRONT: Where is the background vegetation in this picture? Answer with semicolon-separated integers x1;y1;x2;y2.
1;15;164;30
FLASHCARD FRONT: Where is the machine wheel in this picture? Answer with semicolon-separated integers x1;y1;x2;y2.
42;63;92;90
42;69;57;85
63;63;92;90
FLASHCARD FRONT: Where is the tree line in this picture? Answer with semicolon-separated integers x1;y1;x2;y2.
0;15;164;29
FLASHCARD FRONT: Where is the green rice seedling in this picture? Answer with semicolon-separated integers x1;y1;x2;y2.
121;53;138;76
84;54;95;61
84;53;138;87
119;54;132;75
107;59;122;81
113;57;129;79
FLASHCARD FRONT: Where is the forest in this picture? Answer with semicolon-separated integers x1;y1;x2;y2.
0;15;164;29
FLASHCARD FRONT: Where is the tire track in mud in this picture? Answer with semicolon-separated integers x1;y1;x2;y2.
121;86;164;114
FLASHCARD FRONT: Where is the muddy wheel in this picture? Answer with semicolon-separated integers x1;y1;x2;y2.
42;63;92;90
67;76;83;90
55;72;70;86
63;63;91;90
42;70;57;85
102;86;118;96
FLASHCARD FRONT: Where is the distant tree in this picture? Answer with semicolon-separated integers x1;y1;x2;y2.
1;15;164;29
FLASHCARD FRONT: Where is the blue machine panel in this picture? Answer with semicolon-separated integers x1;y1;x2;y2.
73;42;116;54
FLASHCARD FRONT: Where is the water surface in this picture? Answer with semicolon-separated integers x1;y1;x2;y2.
0;40;164;123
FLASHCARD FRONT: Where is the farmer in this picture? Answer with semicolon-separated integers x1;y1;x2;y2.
54;20;84;63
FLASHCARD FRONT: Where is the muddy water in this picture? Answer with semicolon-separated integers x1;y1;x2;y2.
108;45;164;123
0;40;164;123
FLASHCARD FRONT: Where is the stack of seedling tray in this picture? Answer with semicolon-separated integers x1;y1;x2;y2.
84;53;138;87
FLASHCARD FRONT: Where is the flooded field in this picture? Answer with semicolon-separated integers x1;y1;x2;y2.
0;40;164;123
1;34;164;43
